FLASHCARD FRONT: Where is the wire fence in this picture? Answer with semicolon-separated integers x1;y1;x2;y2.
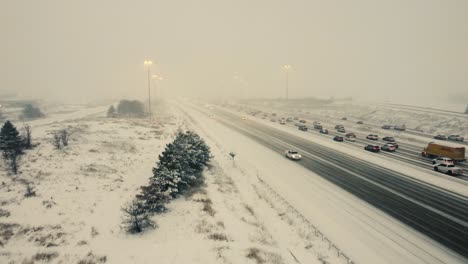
256;175;355;264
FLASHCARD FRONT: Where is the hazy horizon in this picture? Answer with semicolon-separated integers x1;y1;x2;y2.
2;0;467;108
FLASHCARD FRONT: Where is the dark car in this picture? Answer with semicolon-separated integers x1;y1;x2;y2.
333;136;344;142
298;125;308;131
299;120;306;123
356;121;364;124
313;124;323;130
381;125;391;129
365;145;380;152
342;117;348;120
382;136;395;142
335;125;344;129
345;133;356;138
434;135;447;140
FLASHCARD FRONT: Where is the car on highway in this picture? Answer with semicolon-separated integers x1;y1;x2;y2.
313;121;321;125
448;135;464;142
386;142;399;149
286;117;293;122
365;144;380;152
299;120;306;123
333;136;344;142
382;136;395;142
285;150;302;160
337;127;346;133
335;125;344;129
382;143;397;152
270;119;276;122
433;163;463;176
272;113;277;116
434;135;447;140
298;125;308;131
313;124;323;130
293;117;299;120
320;128;329;134
279;120;286;125
342;117;347;120
366;134;379;140
345;136;356;142
432;157;454;165
381;125;391;129
345;132;356;138
356;121;364;124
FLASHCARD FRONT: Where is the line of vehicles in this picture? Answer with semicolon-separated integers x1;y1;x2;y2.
238;108;466;176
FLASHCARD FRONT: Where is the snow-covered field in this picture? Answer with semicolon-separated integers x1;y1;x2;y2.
1;101;466;264
0;103;350;264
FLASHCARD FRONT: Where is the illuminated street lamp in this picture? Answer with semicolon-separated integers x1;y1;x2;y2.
144;60;153;120
283;65;292;100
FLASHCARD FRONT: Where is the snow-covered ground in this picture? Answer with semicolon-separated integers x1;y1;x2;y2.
1;101;466;264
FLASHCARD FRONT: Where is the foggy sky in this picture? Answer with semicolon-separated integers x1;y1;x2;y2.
1;0;467;106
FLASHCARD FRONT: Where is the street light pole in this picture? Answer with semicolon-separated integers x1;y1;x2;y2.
144;60;153;120
283;65;291;100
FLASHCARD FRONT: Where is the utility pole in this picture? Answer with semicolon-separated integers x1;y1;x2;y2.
144;60;153;120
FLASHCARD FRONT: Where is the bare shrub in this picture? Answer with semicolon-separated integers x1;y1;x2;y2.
60;129;70;146
77;251;107;264
0;223;20;246
208;233;229;242
52;133;61;149
193;197;215;216
0;208;10;218
32;251;59;261
25;184;36;197
246;248;265;264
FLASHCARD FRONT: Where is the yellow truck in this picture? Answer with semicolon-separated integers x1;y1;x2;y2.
422;142;466;162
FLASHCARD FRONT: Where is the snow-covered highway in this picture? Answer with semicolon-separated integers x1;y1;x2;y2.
180;101;468;264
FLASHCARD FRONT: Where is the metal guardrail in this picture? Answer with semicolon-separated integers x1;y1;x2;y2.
256;175;355;264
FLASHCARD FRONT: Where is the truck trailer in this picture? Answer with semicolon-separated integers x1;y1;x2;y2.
422;142;466;162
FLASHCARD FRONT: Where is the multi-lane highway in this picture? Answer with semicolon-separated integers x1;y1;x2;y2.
188;102;468;260
231;103;468;177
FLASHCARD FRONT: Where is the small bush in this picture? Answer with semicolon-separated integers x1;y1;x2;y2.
121;200;156;233
33;252;59;261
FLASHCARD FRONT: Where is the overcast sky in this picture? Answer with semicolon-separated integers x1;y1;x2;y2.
1;0;467;106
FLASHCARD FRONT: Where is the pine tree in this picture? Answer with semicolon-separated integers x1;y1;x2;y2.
0;121;22;155
0;121;23;174
107;105;117;118
121;199;155;233
136;176;170;213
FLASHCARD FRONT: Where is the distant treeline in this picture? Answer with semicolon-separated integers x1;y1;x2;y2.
107;100;145;118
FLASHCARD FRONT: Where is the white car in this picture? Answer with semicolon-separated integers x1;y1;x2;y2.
448;135;464;142
285;150;302;160
366;134;379;140
433;163;463;175
279;120;286;125
432;157;454;165
382;143;397;152
345;136;356;142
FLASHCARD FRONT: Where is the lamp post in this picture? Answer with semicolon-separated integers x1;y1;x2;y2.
144;60;153;120
283;65;292;100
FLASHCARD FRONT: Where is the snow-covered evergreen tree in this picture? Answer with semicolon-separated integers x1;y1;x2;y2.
0;121;22;156
0;121;23;174
153;131;211;195
121;199;155;233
